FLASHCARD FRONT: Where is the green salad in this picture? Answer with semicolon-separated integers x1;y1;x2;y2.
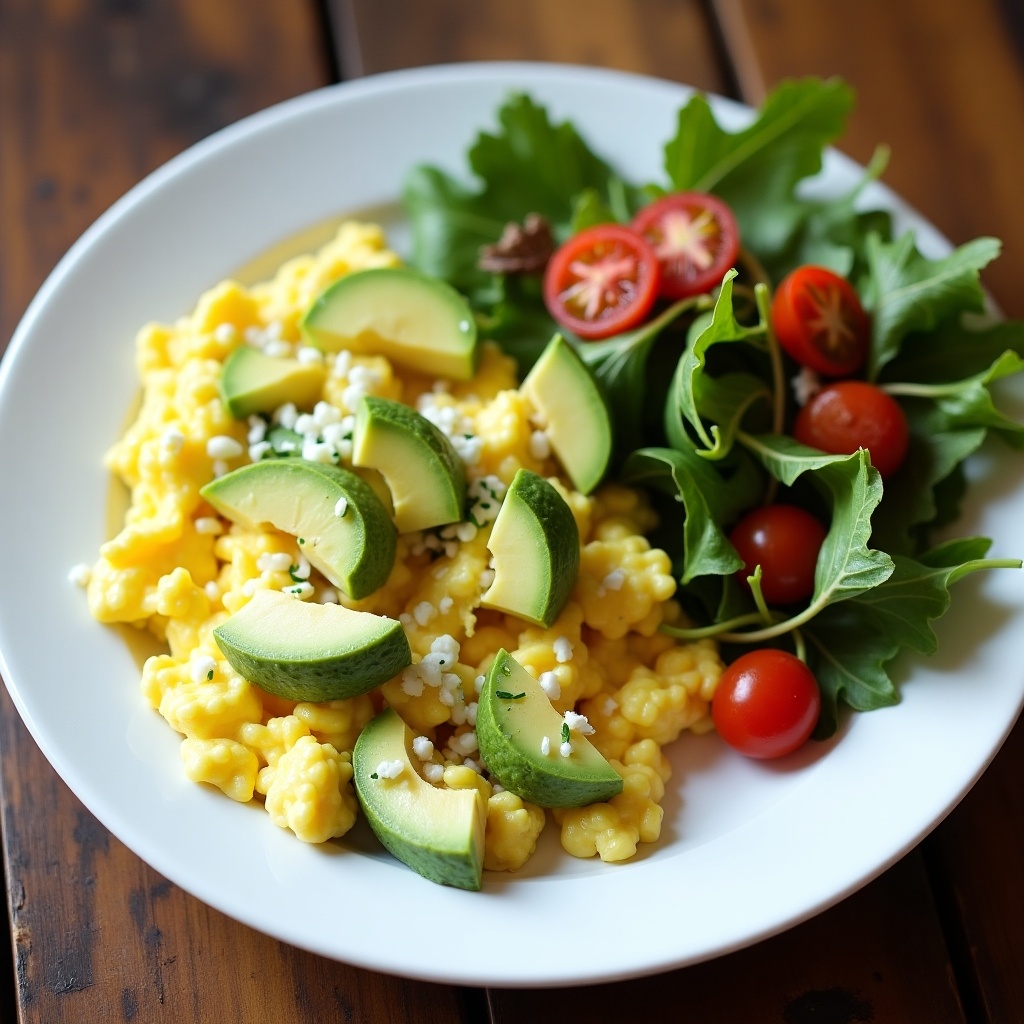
401;76;1024;745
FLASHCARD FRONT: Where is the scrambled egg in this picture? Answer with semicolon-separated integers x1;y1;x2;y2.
85;222;722;868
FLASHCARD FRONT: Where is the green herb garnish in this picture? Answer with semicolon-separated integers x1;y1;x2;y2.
495;690;526;700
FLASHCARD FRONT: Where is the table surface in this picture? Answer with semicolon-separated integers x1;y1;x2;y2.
2;0;1023;1020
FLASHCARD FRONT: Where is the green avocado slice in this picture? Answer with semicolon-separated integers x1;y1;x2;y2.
352;395;466;534
476;650;623;808
481;469;579;628
213;590;411;702
219;346;326;419
200;460;395;600
300;267;478;381
353;708;485;890
520;333;613;495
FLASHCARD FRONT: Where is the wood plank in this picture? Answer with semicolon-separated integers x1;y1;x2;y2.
717;0;1024;1018
489;853;965;1023
339;0;731;96
0;1;465;1020
713;0;1024;317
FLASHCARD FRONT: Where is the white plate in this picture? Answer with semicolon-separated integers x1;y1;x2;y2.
1;63;1022;988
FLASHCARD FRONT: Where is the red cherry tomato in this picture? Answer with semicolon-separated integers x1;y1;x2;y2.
712;649;821;759
728;504;827;606
794;380;909;479
771;266;870;377
631;191;740;300
542;224;660;340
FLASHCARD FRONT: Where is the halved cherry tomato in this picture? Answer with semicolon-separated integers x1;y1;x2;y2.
631;191;740;300
793;380;909;478
771;265;870;377
542;224;660;340
712;649;821;759
729;504;827;606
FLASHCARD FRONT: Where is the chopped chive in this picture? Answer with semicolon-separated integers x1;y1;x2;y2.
288;565;303;582
370;772;379;780
495;690;526;700
561;722;570;744
207;670;214;681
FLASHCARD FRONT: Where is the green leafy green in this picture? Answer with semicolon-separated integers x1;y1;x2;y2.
863;232;1001;378
663;77;854;263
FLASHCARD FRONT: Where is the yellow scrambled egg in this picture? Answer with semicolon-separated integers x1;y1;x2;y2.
85;222;722;869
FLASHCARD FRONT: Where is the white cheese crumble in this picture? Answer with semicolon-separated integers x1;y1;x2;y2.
318;588;339;604
189;655;217;684
563;710;595;736
413;601;437;626
248;440;272;461
334;496;349;518
284;582;315;600
540;735;551;756
553;636;574;663
538;671;561;700
529;429;551;461
296;346;324;365
375;760;405;780
247;417;268;444
67;563;92;587
448;731;478;756
412;736;434;761
560;741;573;757
206;435;244;460
194;517;222;535
422;762;444;784
257;552;293;573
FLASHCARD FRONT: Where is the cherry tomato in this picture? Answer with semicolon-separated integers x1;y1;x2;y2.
771;265;870;377
712;649;821;759
542;224;660;339
631;191;740;300
794;380;909;478
728;504;827;606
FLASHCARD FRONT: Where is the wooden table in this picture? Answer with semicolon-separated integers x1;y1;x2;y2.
2;1;1022;1020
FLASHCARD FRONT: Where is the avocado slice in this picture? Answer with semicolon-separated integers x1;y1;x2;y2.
219;345;326;419
481;469;579;628
353;707;485;890
200;460;395;600
520;334;612;495
214;590;411;702
352;396;466;534
477;650;622;808
300;267;478;381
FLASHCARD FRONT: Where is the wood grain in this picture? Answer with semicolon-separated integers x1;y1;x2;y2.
338;0;731;96
714;0;1024;318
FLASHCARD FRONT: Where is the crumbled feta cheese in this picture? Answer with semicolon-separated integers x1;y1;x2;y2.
375;759;404;780
189;655;217;684
296;346;324;365
413;601;437;626
560;741;573;757
331;349;352;378
553;636;574;663
538;671;561;700
160;428;185;454
301;437;335;464
478;568;496;590
400;669;424;697
465;702;478;726
283;581;315;600
412;736;434;761
318;588;339;604
273;403;298;429
540;735;551;756
247;417;268;444
334;496;348;518
563;710;595;736
207;435;244;460
455;521;478;543
263;340;292;359
67;563;92;587
257;552;293;573
529;429;551;460
248;441;272;461
474;675;486;694
422;762;444;784
212;459;229;478
602;569;626;591
194;517;222;535
448;731;478;756
438;596;454;614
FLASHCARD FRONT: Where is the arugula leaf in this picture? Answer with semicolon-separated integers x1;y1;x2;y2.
663;77;854;264
805;536;1019;734
666;271;764;453
620;446;761;583
863;231;1001;378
